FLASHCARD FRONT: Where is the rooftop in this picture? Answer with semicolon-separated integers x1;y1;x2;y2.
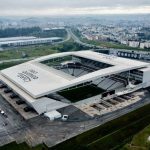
0;36;36;42
0;51;149;99
0;37;62;45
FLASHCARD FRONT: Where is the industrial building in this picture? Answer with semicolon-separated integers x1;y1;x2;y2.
0;51;150;118
0;36;62;48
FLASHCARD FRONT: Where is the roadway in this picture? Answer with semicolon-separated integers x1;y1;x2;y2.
54;28;72;44
68;28;100;48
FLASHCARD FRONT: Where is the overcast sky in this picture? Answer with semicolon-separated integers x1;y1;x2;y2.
0;0;150;16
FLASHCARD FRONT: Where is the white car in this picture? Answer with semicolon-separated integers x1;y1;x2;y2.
0;110;5;115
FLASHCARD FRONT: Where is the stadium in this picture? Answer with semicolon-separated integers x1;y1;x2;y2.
0;50;150;118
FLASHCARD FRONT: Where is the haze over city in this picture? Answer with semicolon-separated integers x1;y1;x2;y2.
0;0;150;16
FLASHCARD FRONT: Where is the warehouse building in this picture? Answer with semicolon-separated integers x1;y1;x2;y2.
0;36;62;48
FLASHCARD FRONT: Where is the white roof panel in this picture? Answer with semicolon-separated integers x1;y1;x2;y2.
0;36;36;42
73;51;148;67
1;62;69;98
0;37;62;45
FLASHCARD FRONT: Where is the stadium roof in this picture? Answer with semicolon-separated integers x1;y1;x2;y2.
0;51;149;99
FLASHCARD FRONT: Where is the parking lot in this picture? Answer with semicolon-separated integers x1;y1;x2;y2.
0;88;149;148
0;81;38;120
0;113;7;131
0;94;29;145
0;94;93;147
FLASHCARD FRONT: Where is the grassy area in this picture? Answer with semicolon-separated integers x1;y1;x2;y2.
0;40;90;61
0;61;27;70
58;85;105;102
0;142;30;150
88;112;150;150
55;39;90;52
49;102;150;150
32;29;67;38
0;27;67;39
0;142;48;150
0;45;59;60
131;126;150;148
120;123;150;150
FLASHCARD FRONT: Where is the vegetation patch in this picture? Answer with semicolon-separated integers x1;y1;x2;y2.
0;61;27;70
49;102;150;150
0;27;67;38
88;113;150;150
0;142;47;150
121;122;150;150
0;40;90;61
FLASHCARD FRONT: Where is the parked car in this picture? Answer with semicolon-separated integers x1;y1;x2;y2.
10;93;18;99
16;100;25;105
0;110;8;118
24;106;34;112
0;84;7;88
4;88;12;93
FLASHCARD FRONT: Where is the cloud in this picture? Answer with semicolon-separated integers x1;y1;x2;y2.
0;0;149;16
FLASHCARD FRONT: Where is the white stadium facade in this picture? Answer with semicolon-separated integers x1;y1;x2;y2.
0;50;150;116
